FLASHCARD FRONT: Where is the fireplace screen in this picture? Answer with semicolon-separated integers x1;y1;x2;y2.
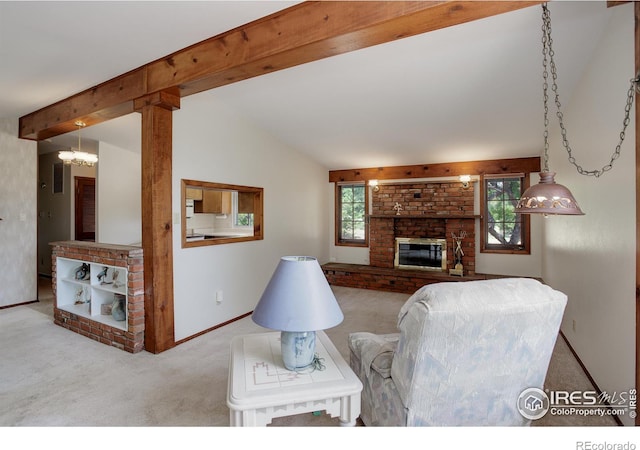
395;238;447;271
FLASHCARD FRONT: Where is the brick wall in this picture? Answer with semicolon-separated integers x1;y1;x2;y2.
370;181;476;274
51;241;145;353
372;182;475;216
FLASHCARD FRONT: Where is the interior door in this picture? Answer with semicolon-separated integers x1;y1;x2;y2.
75;176;95;241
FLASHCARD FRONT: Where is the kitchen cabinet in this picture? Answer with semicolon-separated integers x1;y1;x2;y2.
185;187;203;200
195;190;232;214
238;192;254;213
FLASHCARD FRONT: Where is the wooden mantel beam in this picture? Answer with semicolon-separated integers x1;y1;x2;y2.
19;1;543;140
329;157;542;183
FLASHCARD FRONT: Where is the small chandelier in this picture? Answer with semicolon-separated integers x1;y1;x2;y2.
516;3;638;216
58;121;98;166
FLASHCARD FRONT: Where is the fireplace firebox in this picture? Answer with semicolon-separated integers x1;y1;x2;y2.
395;237;447;272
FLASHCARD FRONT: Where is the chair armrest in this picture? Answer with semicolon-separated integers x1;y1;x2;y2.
348;332;399;378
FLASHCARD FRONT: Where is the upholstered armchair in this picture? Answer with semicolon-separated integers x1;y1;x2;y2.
349;278;567;426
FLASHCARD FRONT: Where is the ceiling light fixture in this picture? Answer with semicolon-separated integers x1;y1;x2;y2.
516;3;638;216
58;121;98;167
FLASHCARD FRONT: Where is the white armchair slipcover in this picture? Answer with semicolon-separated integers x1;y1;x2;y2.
349;278;567;426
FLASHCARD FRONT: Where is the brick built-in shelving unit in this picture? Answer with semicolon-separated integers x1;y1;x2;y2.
324;181;485;294
51;241;145;353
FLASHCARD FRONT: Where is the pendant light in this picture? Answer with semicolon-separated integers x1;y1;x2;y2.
58;121;98;166
516;3;638;216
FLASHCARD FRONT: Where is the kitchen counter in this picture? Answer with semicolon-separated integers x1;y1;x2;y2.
187;229;252;242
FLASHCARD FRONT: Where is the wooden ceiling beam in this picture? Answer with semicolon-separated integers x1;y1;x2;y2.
328;157;542;183
19;1;543;141
608;1;631;8
19;69;146;141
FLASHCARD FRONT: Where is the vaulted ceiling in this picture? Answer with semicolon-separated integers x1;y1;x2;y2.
0;1;624;170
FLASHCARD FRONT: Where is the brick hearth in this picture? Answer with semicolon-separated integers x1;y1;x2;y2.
323;262;498;294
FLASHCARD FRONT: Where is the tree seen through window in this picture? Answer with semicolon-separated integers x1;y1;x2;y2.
339;184;366;242
485;177;523;248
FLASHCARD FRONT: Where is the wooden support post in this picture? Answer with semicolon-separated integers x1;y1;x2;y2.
135;90;180;354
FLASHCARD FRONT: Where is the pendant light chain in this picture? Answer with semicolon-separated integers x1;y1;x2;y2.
542;3;638;178
77;121;83;152
541;4;551;173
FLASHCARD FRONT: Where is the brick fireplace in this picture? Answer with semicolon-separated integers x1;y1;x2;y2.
324;180;483;294
370;181;477;274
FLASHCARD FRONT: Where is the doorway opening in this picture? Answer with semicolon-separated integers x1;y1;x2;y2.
75;176;95;241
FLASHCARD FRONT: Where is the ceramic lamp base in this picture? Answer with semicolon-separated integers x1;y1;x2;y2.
280;331;316;371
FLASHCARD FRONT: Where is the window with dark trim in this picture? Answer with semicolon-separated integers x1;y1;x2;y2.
336;182;368;246
481;174;530;254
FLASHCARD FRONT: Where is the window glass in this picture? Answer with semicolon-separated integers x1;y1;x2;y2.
337;183;367;245
483;175;528;253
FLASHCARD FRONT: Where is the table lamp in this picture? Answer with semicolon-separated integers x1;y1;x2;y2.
252;256;344;371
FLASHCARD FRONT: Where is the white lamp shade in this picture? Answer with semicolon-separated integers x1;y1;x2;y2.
252;256;344;332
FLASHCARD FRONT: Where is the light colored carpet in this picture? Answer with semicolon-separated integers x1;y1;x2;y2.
0;279;617;428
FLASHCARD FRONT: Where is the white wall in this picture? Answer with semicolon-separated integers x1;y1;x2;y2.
0;118;37;306
475;211;543;278
172;94;330;341
37;151;72;275
542;4;635;426
96;140;141;245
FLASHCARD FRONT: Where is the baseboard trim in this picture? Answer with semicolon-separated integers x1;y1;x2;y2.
559;331;624;426
0;300;39;310
174;311;253;346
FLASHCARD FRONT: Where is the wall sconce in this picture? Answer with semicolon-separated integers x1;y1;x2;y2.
459;175;471;189
369;180;379;192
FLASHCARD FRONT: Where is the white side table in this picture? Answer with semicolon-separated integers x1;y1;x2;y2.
227;330;362;426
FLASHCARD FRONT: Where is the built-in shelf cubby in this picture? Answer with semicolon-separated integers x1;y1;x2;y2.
51;241;145;353
56;258;129;331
